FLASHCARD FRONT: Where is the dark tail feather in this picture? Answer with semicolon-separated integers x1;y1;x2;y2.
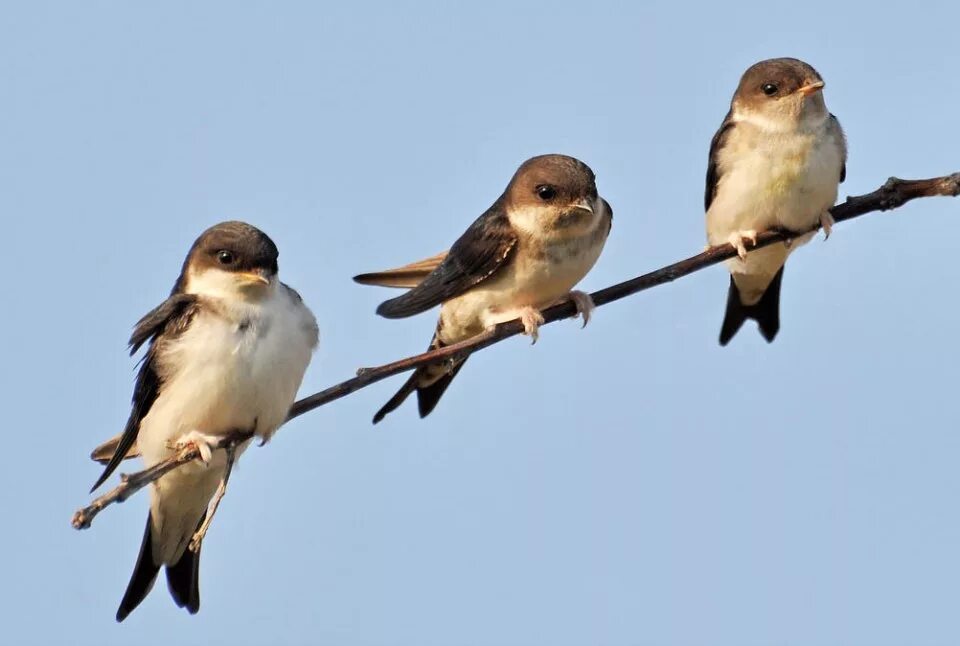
416;359;467;419
166;513;204;614
374;323;468;424
116;515;161;622
719;267;784;346
373;372;419;424
373;359;468;424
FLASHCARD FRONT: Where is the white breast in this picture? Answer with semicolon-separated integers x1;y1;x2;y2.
706;120;844;245
138;284;319;466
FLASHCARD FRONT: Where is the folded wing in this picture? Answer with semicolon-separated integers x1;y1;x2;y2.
90;294;199;491
366;203;518;319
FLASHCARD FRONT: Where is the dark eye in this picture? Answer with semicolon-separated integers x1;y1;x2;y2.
216;250;235;265
536;185;556;201
761;83;778;96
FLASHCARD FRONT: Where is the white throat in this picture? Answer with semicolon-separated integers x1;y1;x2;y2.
508;198;604;239
185;267;274;302
733;103;829;135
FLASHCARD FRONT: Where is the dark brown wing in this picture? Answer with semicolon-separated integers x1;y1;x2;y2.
830;114;846;183
90;294;199;492
705;111;735;212
127;293;198;354
375;200;518;319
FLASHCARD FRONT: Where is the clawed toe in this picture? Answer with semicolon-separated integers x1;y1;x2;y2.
568;290;595;328
820;211;835;240
727;230;757;260
172;431;218;465
519;307;545;344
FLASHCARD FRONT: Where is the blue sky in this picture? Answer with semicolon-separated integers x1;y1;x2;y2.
3;2;959;645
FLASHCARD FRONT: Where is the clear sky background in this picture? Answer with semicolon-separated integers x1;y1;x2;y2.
3;2;959;645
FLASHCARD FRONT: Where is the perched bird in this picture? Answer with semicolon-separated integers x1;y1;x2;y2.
705;57;846;344
355;154;612;423
93;221;319;621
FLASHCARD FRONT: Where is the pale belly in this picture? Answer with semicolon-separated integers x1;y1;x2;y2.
438;234;605;344
707;129;843;245
139;295;316;466
706;126;843;295
139;287;316;563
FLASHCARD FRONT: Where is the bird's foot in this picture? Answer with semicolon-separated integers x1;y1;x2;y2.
568;290;595;328
519;307;546;344
727;230;758;260
170;430;220;465
820;211;835;240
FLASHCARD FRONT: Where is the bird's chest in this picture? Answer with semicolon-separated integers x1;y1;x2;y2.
439;230;604;342
737;135;828;197
185;309;276;384
159;300;309;435
510;235;601;299
713;127;841;233
762;135;837;202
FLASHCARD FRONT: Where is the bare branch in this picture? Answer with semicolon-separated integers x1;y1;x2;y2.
287;173;960;421
72;172;959;530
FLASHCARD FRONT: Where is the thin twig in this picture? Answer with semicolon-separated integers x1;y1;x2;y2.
189;442;238;552
287;173;960;421
73;172;959;530
72;431;253;530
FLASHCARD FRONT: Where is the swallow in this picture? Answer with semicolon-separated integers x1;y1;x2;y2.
355;154;612;423
93;221;319;621
705;57;847;344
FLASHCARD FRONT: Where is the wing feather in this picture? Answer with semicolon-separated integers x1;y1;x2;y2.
829;113;847;183
374;202;517;319
705;111;735;212
90;433;140;464
90;294;199;491
354;251;448;289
